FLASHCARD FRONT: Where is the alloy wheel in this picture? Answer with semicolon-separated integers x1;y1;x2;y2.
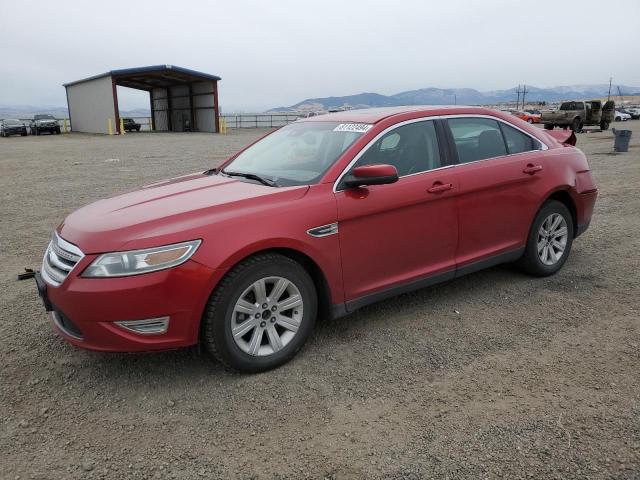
231;276;303;356
537;213;568;266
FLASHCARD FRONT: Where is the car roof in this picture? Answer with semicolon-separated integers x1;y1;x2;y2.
299;105;504;124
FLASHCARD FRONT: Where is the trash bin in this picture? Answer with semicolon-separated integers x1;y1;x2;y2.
612;128;632;152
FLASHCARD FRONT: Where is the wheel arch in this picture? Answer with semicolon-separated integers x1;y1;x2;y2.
211;245;335;323
543;189;578;237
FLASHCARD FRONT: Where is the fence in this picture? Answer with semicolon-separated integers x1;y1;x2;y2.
3;113;300;134
220;113;300;128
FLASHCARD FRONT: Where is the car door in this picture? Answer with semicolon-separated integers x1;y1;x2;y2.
335;119;459;307
444;116;547;271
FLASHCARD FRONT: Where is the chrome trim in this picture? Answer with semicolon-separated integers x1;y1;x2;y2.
333;113;549;193
51;311;83;340
307;223;339;238
41;233;85;287
115;317;170;335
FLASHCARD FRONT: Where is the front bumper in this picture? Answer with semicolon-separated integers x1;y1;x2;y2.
4;128;27;135
36;259;221;352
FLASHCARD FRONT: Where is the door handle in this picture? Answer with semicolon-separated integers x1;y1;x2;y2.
523;164;543;175
427;182;453;194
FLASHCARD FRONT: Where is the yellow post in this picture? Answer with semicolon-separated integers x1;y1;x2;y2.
107;118;113;135
148;116;153;131
120;118;125;135
63;118;68;133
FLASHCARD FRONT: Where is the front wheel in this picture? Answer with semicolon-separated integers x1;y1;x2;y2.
517;200;574;277
527;118;533;124
600;120;609;131
202;253;317;372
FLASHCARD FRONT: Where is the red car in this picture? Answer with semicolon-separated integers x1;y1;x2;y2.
36;106;597;372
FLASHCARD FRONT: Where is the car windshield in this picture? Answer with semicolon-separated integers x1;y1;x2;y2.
34;114;55;120
222;121;366;186
4;119;21;125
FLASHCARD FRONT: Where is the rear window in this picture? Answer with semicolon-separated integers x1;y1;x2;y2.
499;123;542;154
448;118;507;163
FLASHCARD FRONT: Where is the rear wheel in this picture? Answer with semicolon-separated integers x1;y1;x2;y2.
202;253;317;372
600;120;609;131
518;200;574;277
570;118;581;132
527;118;533;124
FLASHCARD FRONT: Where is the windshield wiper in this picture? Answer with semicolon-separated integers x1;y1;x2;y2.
223;171;278;187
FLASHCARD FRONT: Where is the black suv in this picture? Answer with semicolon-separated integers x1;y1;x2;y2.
1;119;28;137
123;118;141;132
30;114;61;135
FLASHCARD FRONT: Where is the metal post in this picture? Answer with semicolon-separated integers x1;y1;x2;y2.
212;81;220;133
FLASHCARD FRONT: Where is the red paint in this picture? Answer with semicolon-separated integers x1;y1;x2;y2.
47;106;597;352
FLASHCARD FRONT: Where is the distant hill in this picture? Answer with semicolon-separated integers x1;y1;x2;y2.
0;105;150;119
269;84;640;112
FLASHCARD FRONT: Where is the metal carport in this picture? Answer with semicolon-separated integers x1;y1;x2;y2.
64;65;221;134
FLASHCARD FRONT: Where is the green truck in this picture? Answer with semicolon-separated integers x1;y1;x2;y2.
542;100;615;131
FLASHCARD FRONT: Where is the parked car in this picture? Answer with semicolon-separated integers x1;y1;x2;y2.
30;114;61;135
512;110;541;124
123;118;141;132
623;107;640;119
541;100;615;131
614;110;631;121
35;106;597;372
0;119;28;137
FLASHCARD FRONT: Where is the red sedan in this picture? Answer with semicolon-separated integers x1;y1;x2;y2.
36;106;597;372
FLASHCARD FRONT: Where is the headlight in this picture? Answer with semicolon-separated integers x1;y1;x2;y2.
82;240;201;278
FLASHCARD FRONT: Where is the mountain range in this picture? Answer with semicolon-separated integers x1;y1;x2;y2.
269;84;640;112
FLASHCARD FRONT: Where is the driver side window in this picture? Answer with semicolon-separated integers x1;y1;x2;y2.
354;120;441;177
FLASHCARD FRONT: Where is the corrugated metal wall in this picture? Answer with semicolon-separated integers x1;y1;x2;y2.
192;81;216;132
66;76;116;134
151;82;217;132
152;88;168;131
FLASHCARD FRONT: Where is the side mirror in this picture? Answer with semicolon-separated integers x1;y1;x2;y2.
343;164;399;188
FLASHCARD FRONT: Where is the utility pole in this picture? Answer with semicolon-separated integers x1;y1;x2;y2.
454;94;457;105
607;77;612;102
516;85;521;110
521;84;528;110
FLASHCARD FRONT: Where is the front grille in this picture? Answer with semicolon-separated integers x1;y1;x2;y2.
41;232;84;287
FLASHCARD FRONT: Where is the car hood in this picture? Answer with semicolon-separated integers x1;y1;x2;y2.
59;173;309;254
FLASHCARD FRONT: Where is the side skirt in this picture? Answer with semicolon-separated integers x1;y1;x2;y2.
332;247;524;319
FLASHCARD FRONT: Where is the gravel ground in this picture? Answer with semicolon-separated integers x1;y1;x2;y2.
0;124;639;480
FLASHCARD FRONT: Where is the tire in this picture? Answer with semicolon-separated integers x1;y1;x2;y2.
544;123;553;130
517;200;574;277
136;127;140;132
55;128;60;134
600;120;609;131
615;116;621;122
527;118;533;124
570;118;581;132
202;253;317;373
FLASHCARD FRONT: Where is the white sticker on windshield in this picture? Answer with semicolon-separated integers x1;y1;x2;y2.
333;123;373;133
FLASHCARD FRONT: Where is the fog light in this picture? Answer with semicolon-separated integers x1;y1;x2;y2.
115;317;169;335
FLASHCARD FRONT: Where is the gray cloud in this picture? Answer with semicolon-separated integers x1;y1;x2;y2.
1;0;639;112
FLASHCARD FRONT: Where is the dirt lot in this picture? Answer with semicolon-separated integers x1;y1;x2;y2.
1;124;639;480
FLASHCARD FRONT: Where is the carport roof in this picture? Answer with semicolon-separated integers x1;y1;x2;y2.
63;65;221;90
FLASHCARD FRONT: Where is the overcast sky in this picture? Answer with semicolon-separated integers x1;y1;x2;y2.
1;0;639;112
